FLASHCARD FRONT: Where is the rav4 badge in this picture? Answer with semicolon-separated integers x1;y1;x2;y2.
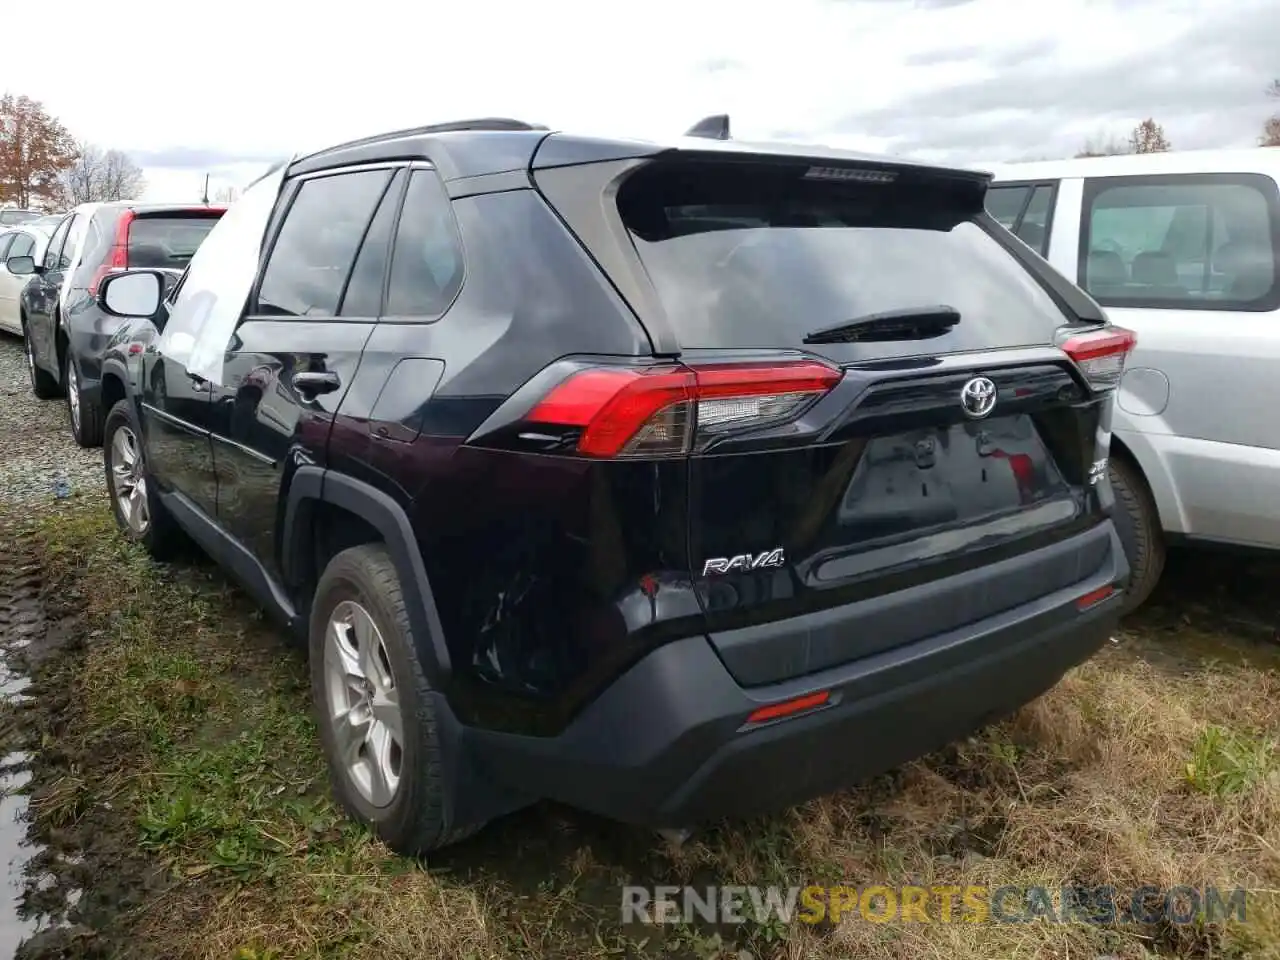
702;548;786;577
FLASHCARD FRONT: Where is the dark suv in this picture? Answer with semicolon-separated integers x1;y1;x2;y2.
6;201;225;446
92;118;1131;853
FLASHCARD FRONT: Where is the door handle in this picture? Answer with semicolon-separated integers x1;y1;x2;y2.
293;370;341;397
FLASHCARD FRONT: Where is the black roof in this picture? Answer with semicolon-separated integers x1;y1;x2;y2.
286;117;990;185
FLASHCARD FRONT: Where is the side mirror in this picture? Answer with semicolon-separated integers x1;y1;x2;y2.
6;255;36;276
99;270;165;319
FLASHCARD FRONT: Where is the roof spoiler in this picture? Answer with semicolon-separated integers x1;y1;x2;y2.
684;114;731;141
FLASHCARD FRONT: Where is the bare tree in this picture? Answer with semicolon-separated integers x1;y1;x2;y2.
1128;118;1172;154
1075;132;1130;158
59;141;145;204
1263;79;1280;147
212;184;239;203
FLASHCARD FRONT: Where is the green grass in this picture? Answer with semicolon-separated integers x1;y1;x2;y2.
13;500;1280;959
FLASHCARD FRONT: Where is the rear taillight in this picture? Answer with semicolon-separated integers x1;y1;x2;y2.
1058;326;1136;391
89;210;136;296
526;360;842;458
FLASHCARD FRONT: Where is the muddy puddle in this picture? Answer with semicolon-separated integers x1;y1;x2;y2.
0;696;35;957
0;533;81;959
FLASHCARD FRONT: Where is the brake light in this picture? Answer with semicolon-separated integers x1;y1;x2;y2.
1059;326;1136;391
89;210;136;296
527;360;842;458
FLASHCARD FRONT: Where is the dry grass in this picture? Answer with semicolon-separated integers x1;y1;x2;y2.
15;500;1280;959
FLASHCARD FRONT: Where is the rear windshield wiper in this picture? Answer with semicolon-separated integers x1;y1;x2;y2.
803;305;961;345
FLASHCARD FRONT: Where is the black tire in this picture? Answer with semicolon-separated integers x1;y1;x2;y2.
23;322;60;400
65;353;103;448
1109;454;1165;615
310;544;483;854
102;399;182;559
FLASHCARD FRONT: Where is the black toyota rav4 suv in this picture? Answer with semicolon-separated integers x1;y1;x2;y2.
92;118;1132;853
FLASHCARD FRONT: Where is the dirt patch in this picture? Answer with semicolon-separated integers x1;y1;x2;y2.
2;502;1279;959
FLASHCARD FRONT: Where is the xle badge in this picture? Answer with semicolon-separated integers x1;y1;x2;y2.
702;548;786;577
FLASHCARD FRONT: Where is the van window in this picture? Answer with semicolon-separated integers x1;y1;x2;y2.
1081;174;1279;311
985;186;1030;229
1016;185;1054;256
985;182;1055;256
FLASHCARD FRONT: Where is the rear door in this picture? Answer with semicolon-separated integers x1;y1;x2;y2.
206;165;396;578
583;155;1118;677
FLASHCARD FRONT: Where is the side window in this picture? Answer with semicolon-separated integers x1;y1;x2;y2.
8;233;35;260
338;173;402;317
384;170;465;318
0;235;13;261
71;215;110;289
1081;174;1279;311
1015;185;1054;256
254;169;391;318
60;213;87;270
43;217;71;271
985;186;1031;230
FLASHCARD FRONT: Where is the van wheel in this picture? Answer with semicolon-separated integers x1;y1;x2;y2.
1108;455;1165;615
310;545;483;854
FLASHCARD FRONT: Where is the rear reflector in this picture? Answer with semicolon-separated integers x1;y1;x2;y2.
1059;326;1136;392
527;360;842;458
745;690;831;725
1075;584;1116;610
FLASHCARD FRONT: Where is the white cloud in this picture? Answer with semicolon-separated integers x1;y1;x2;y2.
1;0;1273;202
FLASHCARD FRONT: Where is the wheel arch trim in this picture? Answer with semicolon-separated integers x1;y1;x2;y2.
284;467;453;687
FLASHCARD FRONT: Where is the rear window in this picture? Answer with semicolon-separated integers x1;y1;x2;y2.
0;210;39;225
128;214;223;268
616;160;1070;358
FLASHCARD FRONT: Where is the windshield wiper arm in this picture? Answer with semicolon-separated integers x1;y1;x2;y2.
803;305;961;345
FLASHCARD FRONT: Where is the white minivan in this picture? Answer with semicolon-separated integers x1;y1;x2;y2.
987;149;1280;612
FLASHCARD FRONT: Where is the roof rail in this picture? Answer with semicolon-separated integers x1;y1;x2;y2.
685;114;731;141
301;118;549;161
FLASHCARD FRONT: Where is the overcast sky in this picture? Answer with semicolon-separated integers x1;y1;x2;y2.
4;0;1275;202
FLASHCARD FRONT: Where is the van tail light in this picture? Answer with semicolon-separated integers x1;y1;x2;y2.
88;210;136;296
1058;326;1136;392
526;360;842;458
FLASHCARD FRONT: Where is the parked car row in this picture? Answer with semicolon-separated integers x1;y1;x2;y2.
985;149;1280;612
8;121;1273;857
0;201;225;444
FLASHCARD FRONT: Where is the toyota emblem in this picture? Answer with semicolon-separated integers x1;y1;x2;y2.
960;376;997;419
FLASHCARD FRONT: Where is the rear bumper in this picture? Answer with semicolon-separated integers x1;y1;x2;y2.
468;521;1128;827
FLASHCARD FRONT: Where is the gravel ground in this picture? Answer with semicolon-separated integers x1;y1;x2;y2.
0;334;105;506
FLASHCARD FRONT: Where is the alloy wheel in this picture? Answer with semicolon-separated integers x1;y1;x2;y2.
323;600;403;807
67;361;81;436
109;425;150;535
